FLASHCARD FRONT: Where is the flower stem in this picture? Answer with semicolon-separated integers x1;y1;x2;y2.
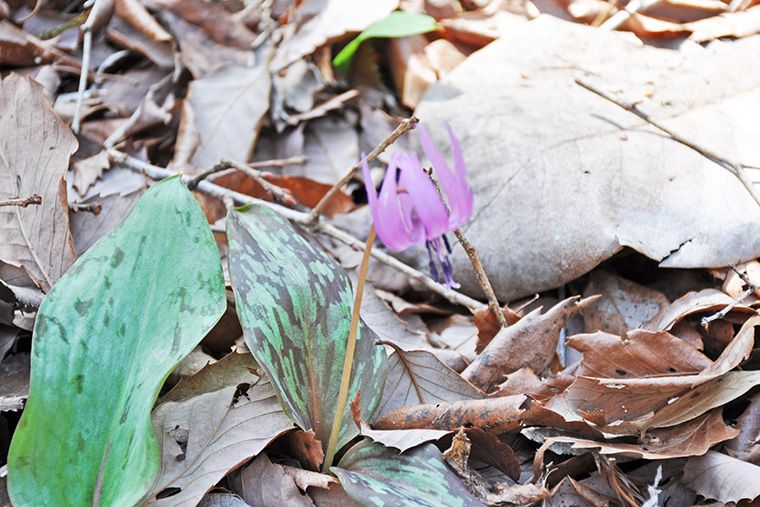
322;225;377;473
453;228;508;329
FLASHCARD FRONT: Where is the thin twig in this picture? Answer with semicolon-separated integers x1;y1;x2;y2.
72;0;109;134
106;148;487;311
427;171;507;327
702;264;758;327
576;78;760;208
286;89;360;126
0;195;41;207
188;156;308;191
306;116;419;225
189;159;296;205
453;229;507;328
69;202;101;214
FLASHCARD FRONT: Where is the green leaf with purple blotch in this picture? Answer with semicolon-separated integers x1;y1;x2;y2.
332;440;485;507
226;204;387;459
7;176;226;507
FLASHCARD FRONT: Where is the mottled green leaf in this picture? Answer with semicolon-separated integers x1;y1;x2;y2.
333;11;439;73
332;440;484;507
226;205;387;457
7;176;226;507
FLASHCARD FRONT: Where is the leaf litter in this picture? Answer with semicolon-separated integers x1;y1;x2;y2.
3;0;760;505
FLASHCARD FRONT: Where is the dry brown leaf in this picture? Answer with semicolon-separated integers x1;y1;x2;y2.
143;0;255;48
157;9;248;78
649;288;755;332
540;408;738;460
72;151;110;196
682;450;760;503
620;12;693;38
292;116;360;186
582;270;670;336
568;329;712;379
178;64;271;172
644;0;727;21
547;476;611;507
270;0;398;72
462;296;598;392
686;4;760;41
213;173;355;217
466;428;521;481
147;379;295;506
281;465;337;492
472;304;521;351
359;420;451;452
114;0;173;42
388;34;438;109
725;392;760;465
373;394;527;433
308;482;361;506
0;73;77;292
723;260;760;300
494;367;575;403
372;348;486;423
282;429;325;472
229;454;315;507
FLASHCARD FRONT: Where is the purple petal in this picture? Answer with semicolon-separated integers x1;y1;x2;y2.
397;152;449;240
417;124;473;230
444;122;474;225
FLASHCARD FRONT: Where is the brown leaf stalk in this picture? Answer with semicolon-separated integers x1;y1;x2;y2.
305;116;419;225
322;225;376;473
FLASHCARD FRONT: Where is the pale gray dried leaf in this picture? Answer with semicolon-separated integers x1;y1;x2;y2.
583;270;670;335
415;16;760;302
70;188;144;255
146;380;294;506
359;421;450;452
283;115;359;186
0;74;78;291
372;349;485;423
230;454;314;507
182;64;271;171
197;493;250;507
682;450;760;503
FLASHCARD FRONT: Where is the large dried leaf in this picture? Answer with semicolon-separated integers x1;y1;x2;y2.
332;440;484;507
0;74;77;291
145;379;295;506
541;408;739;460
582;270;670;335
373;349;485;423
181;65;271;171
415;16;760;302
7;177;226;507
682;450;760;503
462;296;596;392
229;454;316;507
568;329;712;378
227;204;388;455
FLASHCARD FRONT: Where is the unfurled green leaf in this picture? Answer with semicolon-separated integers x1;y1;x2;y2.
7;176;226;507
333;11;439;73
227;205;387;458
332;440;484;507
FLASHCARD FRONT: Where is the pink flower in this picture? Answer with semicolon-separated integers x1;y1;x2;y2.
362;123;473;288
